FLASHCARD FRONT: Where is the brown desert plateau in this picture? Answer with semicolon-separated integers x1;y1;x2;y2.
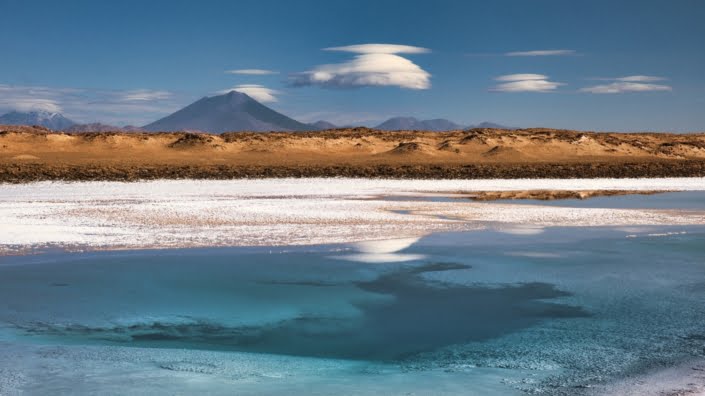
1;125;705;182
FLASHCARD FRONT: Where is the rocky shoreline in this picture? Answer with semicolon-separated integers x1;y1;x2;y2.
2;160;705;182
466;189;668;201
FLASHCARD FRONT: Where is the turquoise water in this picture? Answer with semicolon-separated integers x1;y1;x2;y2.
494;190;705;209
1;201;704;394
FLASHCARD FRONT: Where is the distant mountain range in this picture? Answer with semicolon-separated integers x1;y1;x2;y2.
375;117;464;131
0;110;76;130
373;117;512;131
64;123;144;133
469;121;511;129
310;120;338;130
142;91;310;133
1;93;511;133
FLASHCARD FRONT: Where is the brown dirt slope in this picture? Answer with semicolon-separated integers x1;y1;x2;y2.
1;125;705;181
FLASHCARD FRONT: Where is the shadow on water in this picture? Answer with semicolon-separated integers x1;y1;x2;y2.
17;262;588;361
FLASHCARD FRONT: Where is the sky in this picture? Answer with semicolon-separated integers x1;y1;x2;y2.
0;0;704;131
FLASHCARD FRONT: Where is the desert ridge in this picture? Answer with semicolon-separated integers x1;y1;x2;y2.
1;125;705;181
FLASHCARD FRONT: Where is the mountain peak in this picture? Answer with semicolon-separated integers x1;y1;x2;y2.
63;123;145;133
0;110;76;130
388;116;419;122
223;90;251;103
143;91;310;133
376;116;462;131
468;121;513;130
310;120;338;130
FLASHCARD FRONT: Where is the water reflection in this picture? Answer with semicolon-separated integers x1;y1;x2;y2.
497;225;545;235
338;236;426;263
11;260;587;361
2;224;704;395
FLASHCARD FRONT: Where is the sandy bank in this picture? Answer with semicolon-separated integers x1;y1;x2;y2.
467;189;669;201
594;359;705;396
2;126;705;181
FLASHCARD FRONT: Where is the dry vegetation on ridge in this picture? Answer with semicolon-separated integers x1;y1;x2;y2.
1;125;705;181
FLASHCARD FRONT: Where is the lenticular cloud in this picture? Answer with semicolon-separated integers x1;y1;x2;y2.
580;76;672;94
324;44;430;55
491;74;564;92
290;44;431;90
218;85;280;103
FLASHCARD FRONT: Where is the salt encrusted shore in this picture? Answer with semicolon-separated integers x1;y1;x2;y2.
1;178;704;255
594;359;705;396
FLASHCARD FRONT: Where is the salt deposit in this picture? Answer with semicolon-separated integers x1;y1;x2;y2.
1;178;704;254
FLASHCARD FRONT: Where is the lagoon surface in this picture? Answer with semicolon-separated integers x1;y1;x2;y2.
1;219;705;394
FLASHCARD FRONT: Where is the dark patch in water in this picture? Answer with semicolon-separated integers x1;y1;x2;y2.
256;280;340;287
158;361;218;374
389;209;413;215
682;333;705;341
17;262;588;361
406;262;471;274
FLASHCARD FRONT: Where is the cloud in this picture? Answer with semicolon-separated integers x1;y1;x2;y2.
505;49;576;56
0;83;181;125
12;99;63;113
0;84;83;113
0;85;65;113
589;75;668;82
580;82;672;94
614;75;667;82
491;74;564;92
119;89;173;102
495;74;549;81
290;43;431;90
580;76;671;93
0;86;64;113
219;84;280;103
225;69;279;75
324;44;430;54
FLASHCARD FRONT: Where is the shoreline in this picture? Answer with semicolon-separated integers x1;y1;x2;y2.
595;358;705;396
465;189;670;201
2;224;704;395
1;178;703;256
1;178;704;395
3;160;705;182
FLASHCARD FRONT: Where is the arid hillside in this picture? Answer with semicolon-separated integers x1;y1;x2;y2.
1;125;705;181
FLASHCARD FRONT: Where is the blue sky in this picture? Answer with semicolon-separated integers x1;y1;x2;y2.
1;0;704;131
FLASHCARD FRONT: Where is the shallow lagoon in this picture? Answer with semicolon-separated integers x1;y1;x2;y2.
494;190;705;210
1;220;704;395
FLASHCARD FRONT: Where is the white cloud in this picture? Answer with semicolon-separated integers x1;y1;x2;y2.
225;69;279;75
493;80;564;92
0;85;65;114
324;44;430;54
580;82;672;94
290;44;431;90
505;49;576;56
590;75;668;82
0;96;62;113
581;75;671;93
491;74;564;92
0;83;181;125
219;84;280;103
614;75;667;82
495;74;549;81
119;89;173;102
